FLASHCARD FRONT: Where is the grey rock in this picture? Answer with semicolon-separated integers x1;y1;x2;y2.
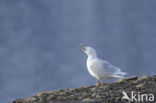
137;76;148;82
12;75;156;103
124;76;138;81
25;96;37;102
136;84;144;88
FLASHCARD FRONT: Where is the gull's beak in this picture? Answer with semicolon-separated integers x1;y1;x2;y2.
80;43;86;52
80;49;85;52
81;43;86;48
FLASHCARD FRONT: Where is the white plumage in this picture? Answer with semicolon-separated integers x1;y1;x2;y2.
80;44;127;87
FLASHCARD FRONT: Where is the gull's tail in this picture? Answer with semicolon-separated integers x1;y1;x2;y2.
113;68;127;79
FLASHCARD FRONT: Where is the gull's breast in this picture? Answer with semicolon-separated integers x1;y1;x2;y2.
87;59;105;79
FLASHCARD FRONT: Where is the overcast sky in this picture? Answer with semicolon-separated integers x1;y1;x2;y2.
0;0;156;102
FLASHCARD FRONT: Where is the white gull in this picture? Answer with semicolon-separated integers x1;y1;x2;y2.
80;44;127;88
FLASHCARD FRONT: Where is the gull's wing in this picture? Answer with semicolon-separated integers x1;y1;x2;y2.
101;59;127;78
90;59;122;77
101;59;121;74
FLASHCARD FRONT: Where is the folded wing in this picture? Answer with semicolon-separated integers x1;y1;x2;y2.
90;59;127;78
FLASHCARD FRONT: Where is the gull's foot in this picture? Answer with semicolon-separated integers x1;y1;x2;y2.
96;81;99;88
101;79;104;88
101;83;103;88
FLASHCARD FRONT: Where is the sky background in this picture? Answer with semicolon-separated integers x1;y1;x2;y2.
0;0;156;103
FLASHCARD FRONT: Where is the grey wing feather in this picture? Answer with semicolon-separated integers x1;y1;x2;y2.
90;59;120;77
101;60;121;74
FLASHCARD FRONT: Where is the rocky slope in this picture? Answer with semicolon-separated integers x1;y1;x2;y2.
12;75;156;103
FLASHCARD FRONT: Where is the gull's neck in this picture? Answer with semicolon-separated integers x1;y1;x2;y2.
87;53;97;60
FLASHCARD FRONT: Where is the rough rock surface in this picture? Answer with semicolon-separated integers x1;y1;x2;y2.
12;75;156;103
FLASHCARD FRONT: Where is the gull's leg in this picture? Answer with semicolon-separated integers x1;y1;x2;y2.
96;80;99;88
101;79;104;88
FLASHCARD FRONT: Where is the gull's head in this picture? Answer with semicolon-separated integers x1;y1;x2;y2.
80;43;97;57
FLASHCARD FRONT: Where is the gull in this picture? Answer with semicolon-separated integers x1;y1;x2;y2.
80;44;127;88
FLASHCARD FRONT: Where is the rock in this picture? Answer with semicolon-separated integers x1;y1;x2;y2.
152;75;156;81
69;95;75;98
124;76;138;81
95;94;101;99
82;97;98;102
55;89;64;93
12;75;156;103
137;76;148;82
91;93;96;97
136;84;144;88
116;76;138;83
115;97;121;102
13;99;25;103
90;87;96;91
82;98;91;102
37;89;63;97
47;95;55;100
37;91;54;97
25;96;37;102
116;79;124;83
